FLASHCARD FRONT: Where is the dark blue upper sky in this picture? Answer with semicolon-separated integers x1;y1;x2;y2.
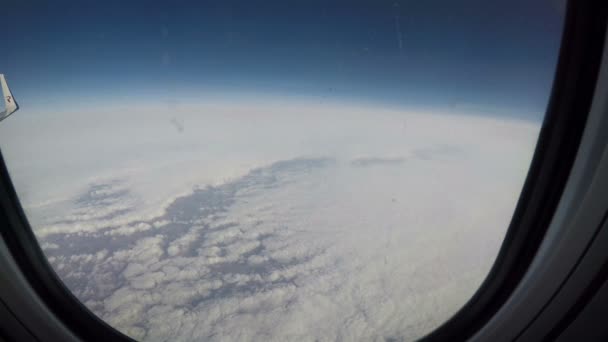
2;0;564;119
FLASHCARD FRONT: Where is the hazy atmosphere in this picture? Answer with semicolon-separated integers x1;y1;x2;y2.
0;1;563;341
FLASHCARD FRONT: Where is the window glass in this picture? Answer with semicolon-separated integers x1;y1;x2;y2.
0;1;564;341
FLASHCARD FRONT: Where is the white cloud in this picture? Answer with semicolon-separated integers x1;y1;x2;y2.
41;242;59;250
112;235;165;264
130;271;166;290
2;100;541;341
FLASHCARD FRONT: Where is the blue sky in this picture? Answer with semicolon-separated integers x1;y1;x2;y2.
2;1;564;119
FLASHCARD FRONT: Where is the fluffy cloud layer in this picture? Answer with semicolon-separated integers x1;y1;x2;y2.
0;101;539;341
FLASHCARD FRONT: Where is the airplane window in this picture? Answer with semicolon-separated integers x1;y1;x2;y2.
0;1;565;341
